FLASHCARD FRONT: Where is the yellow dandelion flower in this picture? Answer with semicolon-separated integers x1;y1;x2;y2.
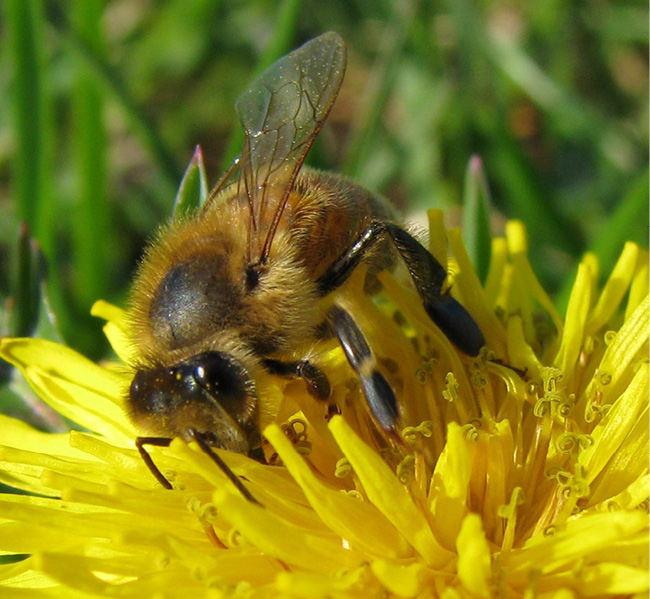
0;214;648;598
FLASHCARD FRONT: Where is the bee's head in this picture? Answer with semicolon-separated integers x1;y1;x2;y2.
128;351;259;454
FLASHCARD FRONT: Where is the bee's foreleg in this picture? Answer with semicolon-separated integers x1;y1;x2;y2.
317;221;484;356
264;358;331;400
327;305;400;437
136;436;173;489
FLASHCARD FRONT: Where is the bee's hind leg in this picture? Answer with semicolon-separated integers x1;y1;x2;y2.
327;305;400;439
317;221;484;356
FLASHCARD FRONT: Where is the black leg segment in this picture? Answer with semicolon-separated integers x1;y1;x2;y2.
317;221;485;356
264;358;331;400
136;436;173;489
328;305;399;434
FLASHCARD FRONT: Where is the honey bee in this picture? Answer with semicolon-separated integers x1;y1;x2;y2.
127;32;484;497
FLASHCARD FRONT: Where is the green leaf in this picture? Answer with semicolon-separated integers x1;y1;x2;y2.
589;166;649;273
5;0;54;256
47;5;183;188
71;2;110;309
173;146;210;218
461;155;492;283
5;225;62;345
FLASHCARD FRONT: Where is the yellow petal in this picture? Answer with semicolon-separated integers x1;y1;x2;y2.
580;363;648;487
506;315;543;379
264;423;412;559
275;567;377;598
554;263;592;387
329;416;452;568
626;249;649;320
506;221;563;335
585;242;638;335
0;414;82;458
428;423;471;548
0;338;133;440
0;437;104;496
35;368;133;441
370;558;435;598
91;300;136;364
484;237;508;309
33;552;210;598
456;513;491;598
509;511;648;576
448;228;507;357
595;473;649;511
586;295;649;408
213;487;362;573
581;562;650;594
0;558;54;589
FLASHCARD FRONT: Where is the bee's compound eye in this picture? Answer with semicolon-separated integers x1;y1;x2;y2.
130;369;147;396
175;352;257;432
190;351;249;397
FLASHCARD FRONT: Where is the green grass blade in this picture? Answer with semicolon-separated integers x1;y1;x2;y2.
71;3;109;309
342;15;411;182
5;0;53;256
590;166;649;271
556;167;649;309
485;126;582;259
9;225;42;338
461;156;492;283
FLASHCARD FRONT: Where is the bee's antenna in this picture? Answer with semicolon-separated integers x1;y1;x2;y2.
137;433;262;505
192;430;262;506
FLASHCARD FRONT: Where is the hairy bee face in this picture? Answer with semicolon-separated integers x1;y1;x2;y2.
129;351;259;453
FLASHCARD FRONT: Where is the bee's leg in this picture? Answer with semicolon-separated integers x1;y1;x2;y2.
136;436;173;489
327;305;400;438
263;358;331;400
317;222;484;356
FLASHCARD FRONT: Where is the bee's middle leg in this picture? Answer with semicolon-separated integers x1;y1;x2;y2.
264;358;331;401
327;305;400;437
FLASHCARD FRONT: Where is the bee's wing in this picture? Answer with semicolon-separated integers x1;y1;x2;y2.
235;32;347;264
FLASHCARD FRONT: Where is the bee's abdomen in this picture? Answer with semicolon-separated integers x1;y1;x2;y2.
290;170;396;284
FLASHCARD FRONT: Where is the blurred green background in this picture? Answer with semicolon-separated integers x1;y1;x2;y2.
0;0;648;373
